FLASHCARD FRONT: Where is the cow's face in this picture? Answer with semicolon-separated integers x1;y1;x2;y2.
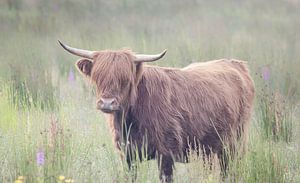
90;50;137;113
59;41;166;113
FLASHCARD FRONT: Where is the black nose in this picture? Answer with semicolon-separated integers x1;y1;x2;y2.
97;98;118;112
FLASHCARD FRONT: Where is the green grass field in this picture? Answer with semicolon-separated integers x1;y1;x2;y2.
0;0;300;182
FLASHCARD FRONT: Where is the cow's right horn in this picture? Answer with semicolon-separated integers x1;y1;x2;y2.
134;49;167;63
58;40;95;59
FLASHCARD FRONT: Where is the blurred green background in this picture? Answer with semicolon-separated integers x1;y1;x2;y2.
1;0;299;108
0;0;300;182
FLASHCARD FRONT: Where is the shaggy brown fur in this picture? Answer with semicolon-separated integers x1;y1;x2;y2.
75;49;255;183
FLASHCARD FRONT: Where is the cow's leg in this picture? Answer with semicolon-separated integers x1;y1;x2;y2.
158;155;174;183
217;150;228;176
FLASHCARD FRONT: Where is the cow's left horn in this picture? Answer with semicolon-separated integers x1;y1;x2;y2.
134;49;167;63
58;40;95;59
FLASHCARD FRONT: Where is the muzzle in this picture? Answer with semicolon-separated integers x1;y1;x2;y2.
97;97;119;113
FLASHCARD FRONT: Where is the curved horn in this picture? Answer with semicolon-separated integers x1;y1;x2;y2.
134;49;167;63
58;40;95;59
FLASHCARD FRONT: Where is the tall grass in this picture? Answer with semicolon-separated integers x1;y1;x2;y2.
258;89;294;142
0;0;300;182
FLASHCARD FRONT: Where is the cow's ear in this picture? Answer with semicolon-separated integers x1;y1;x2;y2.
76;59;93;77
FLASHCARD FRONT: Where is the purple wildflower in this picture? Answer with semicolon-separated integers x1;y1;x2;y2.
261;66;271;82
68;68;75;83
36;149;45;166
